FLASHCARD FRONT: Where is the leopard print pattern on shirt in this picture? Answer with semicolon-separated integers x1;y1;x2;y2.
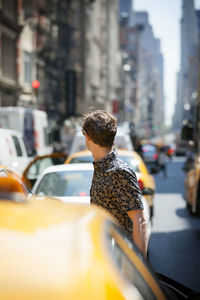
90;149;143;240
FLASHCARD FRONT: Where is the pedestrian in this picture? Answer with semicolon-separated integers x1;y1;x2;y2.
158;147;168;178
81;110;148;256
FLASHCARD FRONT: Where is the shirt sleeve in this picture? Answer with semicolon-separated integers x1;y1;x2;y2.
112;169;143;212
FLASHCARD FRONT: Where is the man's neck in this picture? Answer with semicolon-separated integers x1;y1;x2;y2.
92;146;113;162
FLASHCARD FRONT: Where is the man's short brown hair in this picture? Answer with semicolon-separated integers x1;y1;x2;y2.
82;110;117;147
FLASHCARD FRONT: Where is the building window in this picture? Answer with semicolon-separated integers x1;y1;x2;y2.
1;31;16;81
24;51;32;84
11;136;23;157
2;0;17;22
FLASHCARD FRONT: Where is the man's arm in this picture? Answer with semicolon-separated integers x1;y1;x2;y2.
127;209;148;257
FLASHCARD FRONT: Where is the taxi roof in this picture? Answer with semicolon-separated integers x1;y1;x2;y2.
66;149;141;162
0;196;125;299
43;162;94;173
0;195;165;300
0;166;29;199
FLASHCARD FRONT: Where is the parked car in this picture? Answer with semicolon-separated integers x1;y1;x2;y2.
184;160;200;215
32;163;151;243
166;144;176;158
181;110;200;215
0;193;199;299
0;106;52;155
65;149;156;220
21;152;68;189
175;140;188;157
0;128;32;176
32;163;93;204
141;144;159;172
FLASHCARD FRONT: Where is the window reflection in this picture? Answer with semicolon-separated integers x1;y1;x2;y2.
106;223;159;300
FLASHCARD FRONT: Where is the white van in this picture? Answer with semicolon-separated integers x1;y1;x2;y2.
0;128;32;176
0;107;52;155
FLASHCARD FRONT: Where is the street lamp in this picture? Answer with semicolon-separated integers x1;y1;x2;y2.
184;103;191;111
123;63;132;122
123;64;131;72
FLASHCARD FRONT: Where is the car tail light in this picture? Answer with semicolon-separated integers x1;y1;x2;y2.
79;192;87;196
153;153;158;159
138;179;144;191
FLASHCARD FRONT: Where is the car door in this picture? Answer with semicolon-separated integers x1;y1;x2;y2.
105;222;167;300
22;153;68;189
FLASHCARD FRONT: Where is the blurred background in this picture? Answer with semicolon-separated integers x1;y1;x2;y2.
1;0;200;292
0;0;198;152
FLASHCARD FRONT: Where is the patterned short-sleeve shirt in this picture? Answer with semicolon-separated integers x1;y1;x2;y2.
90;149;143;239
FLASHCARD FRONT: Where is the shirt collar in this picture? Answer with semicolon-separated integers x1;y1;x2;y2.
93;149;117;172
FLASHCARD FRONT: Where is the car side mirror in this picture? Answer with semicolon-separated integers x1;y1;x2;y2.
181;119;194;141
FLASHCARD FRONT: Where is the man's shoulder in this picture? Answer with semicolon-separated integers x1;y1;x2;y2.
116;156;133;171
108;157;134;177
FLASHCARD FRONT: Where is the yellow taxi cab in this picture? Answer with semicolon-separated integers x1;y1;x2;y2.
65;149;156;220
0;191;197;299
0;165;30;199
184;156;200;215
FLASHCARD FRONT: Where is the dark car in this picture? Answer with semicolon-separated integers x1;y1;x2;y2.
141;144;159;171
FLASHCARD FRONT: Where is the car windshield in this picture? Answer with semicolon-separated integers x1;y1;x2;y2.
70;156;93;163
69;155;140;172
34;170;93;197
142;145;157;152
142;145;158;158
119;156;140;172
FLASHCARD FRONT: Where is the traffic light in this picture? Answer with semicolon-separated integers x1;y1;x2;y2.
32;80;40;98
32;80;40;89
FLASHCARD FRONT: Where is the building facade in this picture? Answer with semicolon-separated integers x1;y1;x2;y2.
118;2;164;140
134;11;164;139
0;0;20;107
173;0;199;131
0;0;121;125
80;0;121;116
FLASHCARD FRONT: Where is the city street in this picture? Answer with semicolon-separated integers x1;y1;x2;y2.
148;157;200;292
1;0;200;298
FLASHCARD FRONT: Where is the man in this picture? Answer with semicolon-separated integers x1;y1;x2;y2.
158;147;167;178
82;110;148;256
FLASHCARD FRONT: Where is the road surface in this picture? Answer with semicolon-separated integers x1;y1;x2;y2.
148;157;200;292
